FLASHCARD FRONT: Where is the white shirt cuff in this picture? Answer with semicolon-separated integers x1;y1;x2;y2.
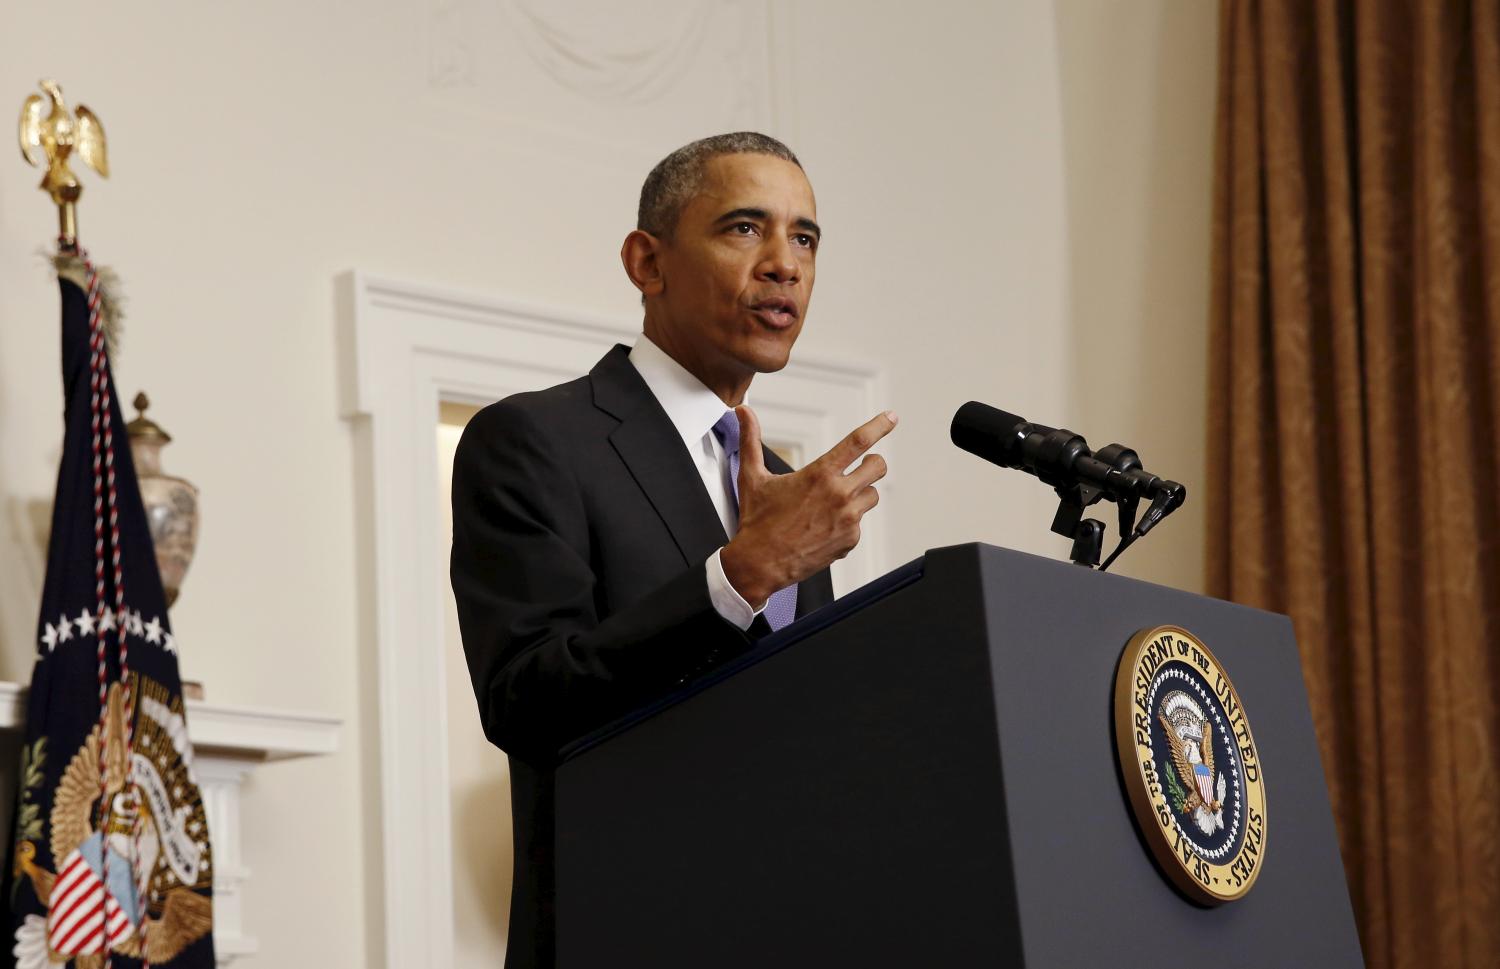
706;547;765;631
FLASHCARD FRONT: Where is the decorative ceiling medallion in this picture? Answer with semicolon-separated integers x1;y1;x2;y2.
1114;625;1267;904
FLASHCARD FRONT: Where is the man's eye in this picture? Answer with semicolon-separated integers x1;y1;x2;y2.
794;234;816;249
731;222;757;235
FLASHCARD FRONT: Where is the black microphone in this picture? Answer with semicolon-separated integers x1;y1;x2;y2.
950;401;1186;569
950;402;1175;506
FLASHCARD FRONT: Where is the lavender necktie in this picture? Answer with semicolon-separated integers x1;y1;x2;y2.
713;410;799;631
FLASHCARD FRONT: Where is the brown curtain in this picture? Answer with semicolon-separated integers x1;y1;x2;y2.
1207;1;1500;967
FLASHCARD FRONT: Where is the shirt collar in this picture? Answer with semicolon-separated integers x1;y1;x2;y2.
628;335;738;448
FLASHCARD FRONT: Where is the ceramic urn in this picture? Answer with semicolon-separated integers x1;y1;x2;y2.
126;392;200;607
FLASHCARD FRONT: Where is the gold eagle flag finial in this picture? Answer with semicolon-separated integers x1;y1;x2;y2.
18;78;109;248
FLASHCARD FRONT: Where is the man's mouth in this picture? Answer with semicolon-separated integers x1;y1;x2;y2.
749;297;799;329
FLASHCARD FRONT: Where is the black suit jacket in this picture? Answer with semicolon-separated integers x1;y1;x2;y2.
450;344;835;968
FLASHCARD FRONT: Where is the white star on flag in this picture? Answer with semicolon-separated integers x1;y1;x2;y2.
129;611;144;637
75;607;96;637
144;616;163;645
162;632;176;654
98;608;116;633
41;623;58;651
56;614;73;642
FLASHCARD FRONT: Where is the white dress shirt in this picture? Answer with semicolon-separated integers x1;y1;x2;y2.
628;335;765;630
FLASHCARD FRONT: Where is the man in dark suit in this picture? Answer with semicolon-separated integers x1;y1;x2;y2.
450;132;896;967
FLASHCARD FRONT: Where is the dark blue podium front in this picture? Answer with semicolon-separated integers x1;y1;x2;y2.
553;543;1361;968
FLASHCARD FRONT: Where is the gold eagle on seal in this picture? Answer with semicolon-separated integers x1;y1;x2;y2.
1158;690;1228;836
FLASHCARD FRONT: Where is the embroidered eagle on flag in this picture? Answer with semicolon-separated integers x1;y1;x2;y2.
11;680;212;966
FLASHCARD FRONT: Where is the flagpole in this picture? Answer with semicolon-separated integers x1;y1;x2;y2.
11;80;216;967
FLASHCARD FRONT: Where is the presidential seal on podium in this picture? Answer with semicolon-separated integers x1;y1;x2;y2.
1114;625;1267;904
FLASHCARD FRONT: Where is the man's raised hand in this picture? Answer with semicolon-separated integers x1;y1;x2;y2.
721;405;897;609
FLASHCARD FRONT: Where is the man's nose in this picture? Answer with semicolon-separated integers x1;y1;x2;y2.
756;235;800;284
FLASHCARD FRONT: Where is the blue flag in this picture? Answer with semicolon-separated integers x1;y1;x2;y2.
5;263;214;967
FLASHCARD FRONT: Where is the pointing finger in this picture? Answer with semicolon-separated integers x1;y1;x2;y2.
822;411;898;471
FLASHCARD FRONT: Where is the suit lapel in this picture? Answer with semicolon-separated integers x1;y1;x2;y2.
593;343;837;619
593;345;728;568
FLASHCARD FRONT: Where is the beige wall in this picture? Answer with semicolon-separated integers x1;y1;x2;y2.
0;2;1217;964
1056;0;1219;593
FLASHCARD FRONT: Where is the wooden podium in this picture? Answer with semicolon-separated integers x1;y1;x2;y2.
550;543;1362;967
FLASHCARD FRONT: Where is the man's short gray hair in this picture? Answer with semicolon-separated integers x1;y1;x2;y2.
637;132;802;238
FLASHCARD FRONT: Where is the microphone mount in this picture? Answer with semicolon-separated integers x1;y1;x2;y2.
950;402;1187;570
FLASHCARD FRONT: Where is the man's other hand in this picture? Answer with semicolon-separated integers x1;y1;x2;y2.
721;406;897;608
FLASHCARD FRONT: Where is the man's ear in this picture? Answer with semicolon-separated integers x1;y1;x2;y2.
620;229;666;298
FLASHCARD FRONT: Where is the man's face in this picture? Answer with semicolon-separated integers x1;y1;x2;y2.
648;153;819;391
